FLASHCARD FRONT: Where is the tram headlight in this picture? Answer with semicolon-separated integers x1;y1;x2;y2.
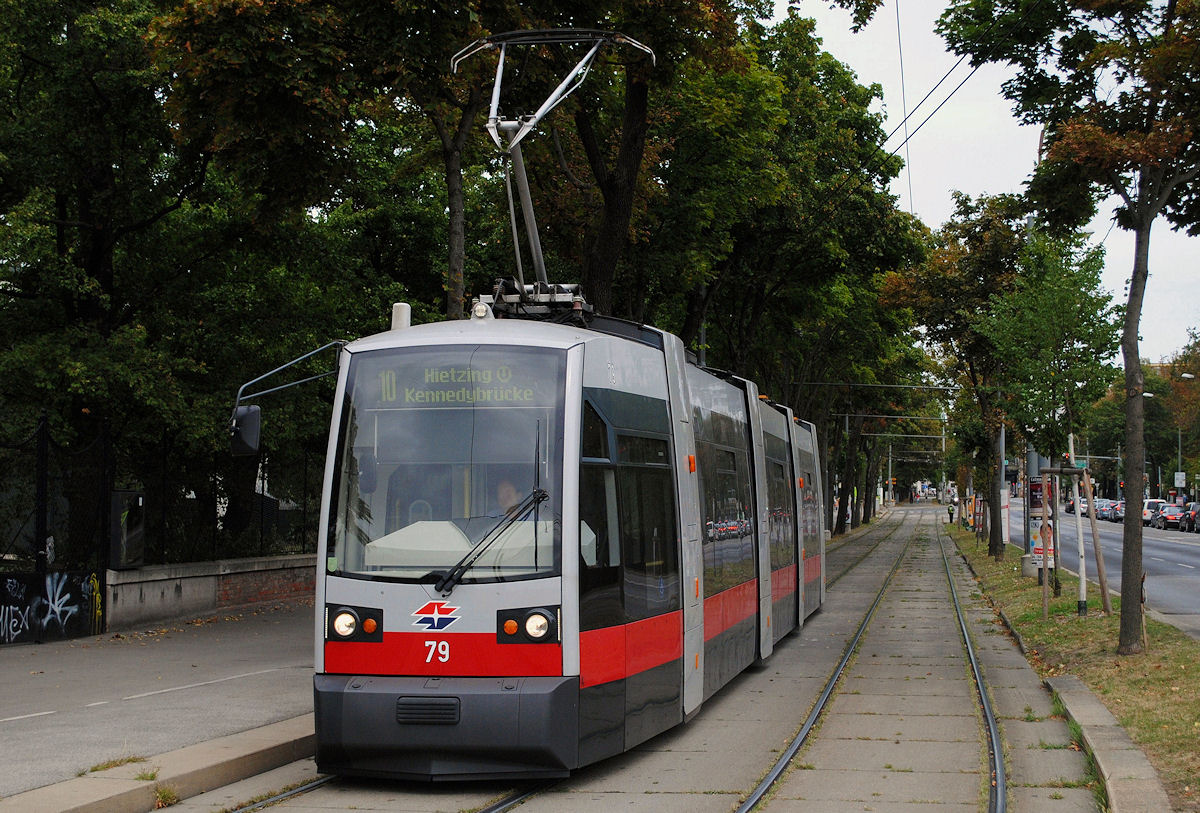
524;611;551;640
496;605;558;643
332;609;359;638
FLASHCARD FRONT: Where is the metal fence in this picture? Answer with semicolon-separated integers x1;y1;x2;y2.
0;415;320;644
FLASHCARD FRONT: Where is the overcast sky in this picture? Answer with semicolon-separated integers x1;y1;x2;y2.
785;1;1200;365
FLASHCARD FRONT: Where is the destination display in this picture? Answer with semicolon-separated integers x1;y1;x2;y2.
400;365;535;405
353;346;563;410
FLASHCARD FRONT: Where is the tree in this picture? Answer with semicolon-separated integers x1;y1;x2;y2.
152;0;758;318
609;42;787;327
0;0;211;562
150;0;498;319
882;193;1027;558
0;0;425;565
938;0;1200;654
976;229;1121;463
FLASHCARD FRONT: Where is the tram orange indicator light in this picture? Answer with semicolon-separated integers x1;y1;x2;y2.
362;617;377;634
688;454;695;472
694;578;699;598
503;619;519;635
797;477;804;488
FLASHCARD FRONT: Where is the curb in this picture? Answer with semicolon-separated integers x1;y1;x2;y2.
0;715;315;813
1045;676;1174;813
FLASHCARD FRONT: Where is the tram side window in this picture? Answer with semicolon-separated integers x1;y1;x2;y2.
617;463;679;621
697;441;754;596
578;417;679;627
767;460;795;570
580;466;620;569
580;399;622;630
579;464;624;630
582;401;608;459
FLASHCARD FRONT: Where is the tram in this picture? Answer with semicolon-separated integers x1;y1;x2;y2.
229;30;826;782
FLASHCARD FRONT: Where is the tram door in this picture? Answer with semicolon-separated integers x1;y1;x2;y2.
578;396;683;761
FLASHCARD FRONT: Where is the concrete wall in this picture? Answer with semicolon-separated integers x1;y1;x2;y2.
105;554;315;630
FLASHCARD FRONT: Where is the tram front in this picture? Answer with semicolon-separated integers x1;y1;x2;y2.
314;322;579;781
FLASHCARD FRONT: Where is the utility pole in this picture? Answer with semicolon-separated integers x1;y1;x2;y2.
1068;434;1087;616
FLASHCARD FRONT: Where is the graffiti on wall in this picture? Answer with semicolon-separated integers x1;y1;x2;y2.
1;572;103;644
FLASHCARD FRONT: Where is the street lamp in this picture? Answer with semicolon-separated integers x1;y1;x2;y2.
1180;374;1194;490
1143;391;1155;499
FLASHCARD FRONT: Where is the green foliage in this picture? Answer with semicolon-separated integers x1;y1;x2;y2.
977;230;1121;456
0;0;935;560
938;0;1200;650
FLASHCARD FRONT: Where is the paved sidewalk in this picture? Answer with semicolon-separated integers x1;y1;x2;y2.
0;599;313;803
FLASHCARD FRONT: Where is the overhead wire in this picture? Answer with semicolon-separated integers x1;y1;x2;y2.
895;0;914;214
808;0;1049;229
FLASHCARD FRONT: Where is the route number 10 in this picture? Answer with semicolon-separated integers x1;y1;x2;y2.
425;640;450;663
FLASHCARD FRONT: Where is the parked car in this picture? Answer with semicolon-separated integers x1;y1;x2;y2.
1182;502;1200;532
1152;503;1185;529
1143;498;1167;525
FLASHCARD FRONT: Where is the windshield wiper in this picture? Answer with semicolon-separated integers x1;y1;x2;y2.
434;488;548;596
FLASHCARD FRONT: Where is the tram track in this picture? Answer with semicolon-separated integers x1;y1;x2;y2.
734;515;916;813
825;510;909;588
736;508;1007;812
937;517;1006;812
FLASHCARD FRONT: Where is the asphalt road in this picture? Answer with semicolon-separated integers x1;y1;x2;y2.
1007;503;1200;638
0;599;314;798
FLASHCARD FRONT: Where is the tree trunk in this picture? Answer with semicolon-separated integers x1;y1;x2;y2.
420;86;483;322
834;416;863;535
989;422;1005;559
862;443;881;523
576;75;650;316
1118;217;1153;655
822;413;839;533
679;285;712;349
443;146;465;319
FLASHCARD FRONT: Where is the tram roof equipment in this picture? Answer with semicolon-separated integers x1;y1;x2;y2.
452;30;654;321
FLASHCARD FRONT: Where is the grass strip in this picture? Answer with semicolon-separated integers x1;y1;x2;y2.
947;524;1200;811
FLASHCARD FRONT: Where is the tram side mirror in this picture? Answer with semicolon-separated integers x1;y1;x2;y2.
230;405;262;456
357;450;378;495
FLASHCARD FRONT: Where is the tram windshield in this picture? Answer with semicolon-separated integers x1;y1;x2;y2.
327;344;565;583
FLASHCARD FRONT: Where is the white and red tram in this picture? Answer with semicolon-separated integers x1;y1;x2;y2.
310;304;825;780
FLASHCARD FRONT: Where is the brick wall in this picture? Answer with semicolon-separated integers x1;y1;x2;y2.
107;555;316;630
217;563;314;607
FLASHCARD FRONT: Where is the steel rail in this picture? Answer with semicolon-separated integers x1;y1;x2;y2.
937;526;1007;812
824;514;907;588
226;775;335;812
476;781;559;813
